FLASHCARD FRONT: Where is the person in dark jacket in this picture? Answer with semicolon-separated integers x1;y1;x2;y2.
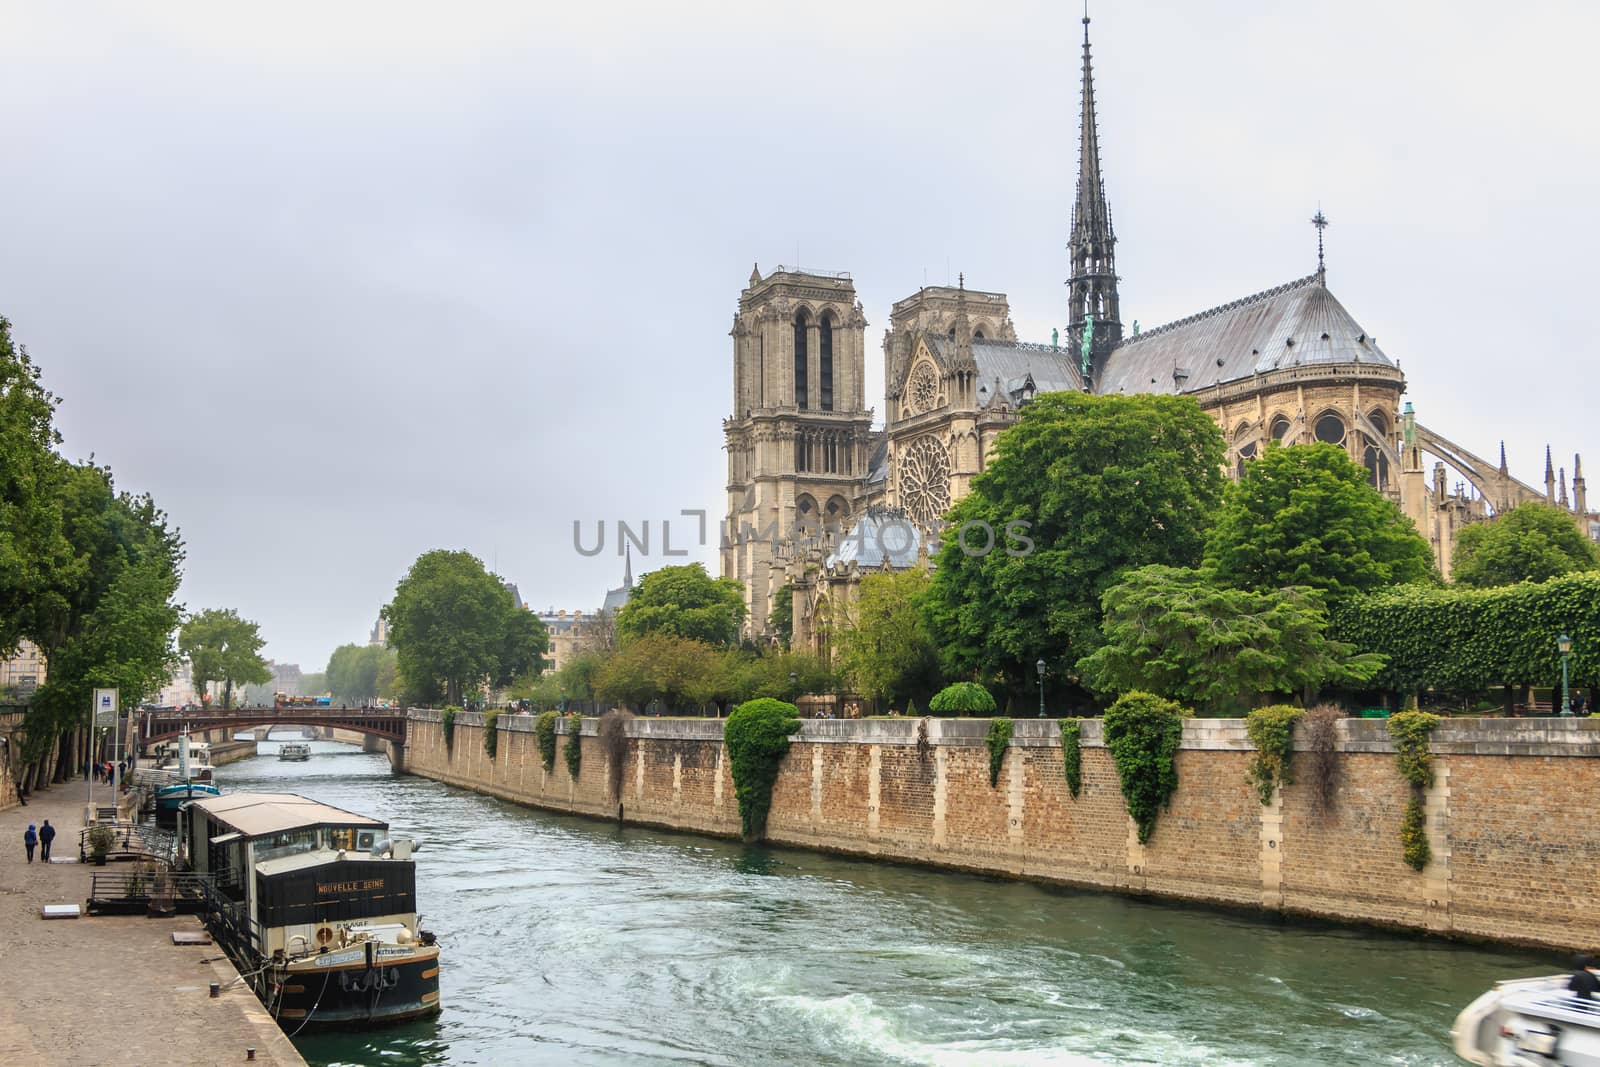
38;820;55;862
1569;954;1600;1000
23;824;37;863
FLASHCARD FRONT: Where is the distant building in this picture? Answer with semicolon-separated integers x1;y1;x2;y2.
601;548;634;614
0;639;46;696
537;610;588;674
157;660;199;708
369;614;390;647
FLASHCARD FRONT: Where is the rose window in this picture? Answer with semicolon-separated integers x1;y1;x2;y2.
901;436;951;527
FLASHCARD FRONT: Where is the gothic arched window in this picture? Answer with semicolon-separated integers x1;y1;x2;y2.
794;309;809;410
1314;413;1346;445
1236;441;1258;479
1270;415;1291;441
1363;437;1390;489
819;314;834;412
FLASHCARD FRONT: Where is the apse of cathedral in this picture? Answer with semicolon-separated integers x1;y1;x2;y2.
720;16;1592;648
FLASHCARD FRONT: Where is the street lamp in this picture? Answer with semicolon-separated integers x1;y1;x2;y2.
1036;658;1047;718
1559;633;1573;717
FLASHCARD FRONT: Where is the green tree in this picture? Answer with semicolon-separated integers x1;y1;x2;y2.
382;550;547;706
326;643;398;704
1205;443;1435;603
835;570;938;710
300;672;328;697
1077;565;1384;714
615;563;745;647
1452;502;1600;588
180;608;271;709
594;633;718;711
24;463;184;764
928;681;997;715
0;316;73;657
768;581;794;647
922;391;1228;688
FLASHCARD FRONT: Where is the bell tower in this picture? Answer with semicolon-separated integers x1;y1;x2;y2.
722;265;873;639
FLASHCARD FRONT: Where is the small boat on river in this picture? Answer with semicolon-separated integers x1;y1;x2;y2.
277;742;312;762
1454;974;1600;1065
152;731;221;822
184;791;440;1031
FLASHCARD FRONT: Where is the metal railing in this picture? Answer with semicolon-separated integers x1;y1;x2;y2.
78;820;177;866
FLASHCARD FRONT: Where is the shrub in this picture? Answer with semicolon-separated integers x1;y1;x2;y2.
915;717;932;765
1059;719;1082;798
563;715;583;780
535;710;559;772
985;717;1013;787
599;709;634;800
1401;797;1431;871
440;706;460;750
1302;704;1343;816
1244;705;1304;806
1388;710;1441;789
725;698;801;840
482;710;500;758
928;682;997;716
1103;691;1186;844
87;824;115;860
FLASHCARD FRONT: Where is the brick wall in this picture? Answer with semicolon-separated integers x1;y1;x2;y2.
402;712;1600;951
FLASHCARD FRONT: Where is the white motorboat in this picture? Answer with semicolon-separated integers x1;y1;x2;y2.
277;742;312;762
1454;974;1600;1065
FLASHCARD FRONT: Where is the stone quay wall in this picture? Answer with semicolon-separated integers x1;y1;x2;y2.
401;711;1600;951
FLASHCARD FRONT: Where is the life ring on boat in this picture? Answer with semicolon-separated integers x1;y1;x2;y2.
315;926;334;946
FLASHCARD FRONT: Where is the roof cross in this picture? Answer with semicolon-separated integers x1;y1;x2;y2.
1311;208;1329;274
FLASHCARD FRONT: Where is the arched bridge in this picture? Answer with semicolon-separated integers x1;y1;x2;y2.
138;707;407;748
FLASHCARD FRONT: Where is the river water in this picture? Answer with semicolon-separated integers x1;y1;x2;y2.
223;739;1553;1067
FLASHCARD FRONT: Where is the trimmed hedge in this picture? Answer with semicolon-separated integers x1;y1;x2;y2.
1330;572;1600;693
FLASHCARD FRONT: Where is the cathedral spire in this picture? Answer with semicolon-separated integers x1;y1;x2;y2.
1545;445;1556;503
1067;7;1121;391
1498;441;1508;475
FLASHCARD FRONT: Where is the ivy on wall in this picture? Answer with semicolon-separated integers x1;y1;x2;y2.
1330;572;1600;694
563;715;583;780
1388;709;1441;872
1400;797;1431;871
984;717;1013;787
1244;705;1304;805
441;706;459;751
1388;710;1441;789
1059;719;1082;798
1103;692;1186;844
725;698;801;841
482;710;499;759
535;710;558;772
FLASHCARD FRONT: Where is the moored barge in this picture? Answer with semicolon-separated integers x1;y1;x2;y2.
184;792;440;1030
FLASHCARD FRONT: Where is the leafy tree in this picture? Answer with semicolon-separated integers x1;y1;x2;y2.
922;392;1227;688
0;316;72;657
615;563;745;647
594;633;717;710
326;643;398;704
300;672;328;697
928;681;997;715
1077;565;1384;714
1452;502;1600;588
835;570;938;710
768;581;794;647
180;608;271;709
25;463;183;761
1205;443;1435;603
382;550;546;705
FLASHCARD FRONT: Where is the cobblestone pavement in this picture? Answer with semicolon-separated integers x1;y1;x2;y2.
0;782;305;1066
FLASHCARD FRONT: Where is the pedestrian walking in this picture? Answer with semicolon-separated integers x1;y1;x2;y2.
1574;690;1589;716
23;824;38;863
38;820;55;863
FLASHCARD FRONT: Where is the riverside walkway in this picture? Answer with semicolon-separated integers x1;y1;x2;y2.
0;783;304;1067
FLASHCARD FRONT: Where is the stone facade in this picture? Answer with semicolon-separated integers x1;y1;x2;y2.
402;711;1600;951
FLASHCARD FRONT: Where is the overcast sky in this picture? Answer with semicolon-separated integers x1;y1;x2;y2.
3;1;1596;672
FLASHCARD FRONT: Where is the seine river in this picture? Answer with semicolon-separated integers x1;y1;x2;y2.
223;739;1553;1067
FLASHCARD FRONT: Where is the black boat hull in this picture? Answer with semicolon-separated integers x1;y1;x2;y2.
269;946;441;1031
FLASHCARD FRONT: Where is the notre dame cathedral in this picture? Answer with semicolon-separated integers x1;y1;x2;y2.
720;17;1593;653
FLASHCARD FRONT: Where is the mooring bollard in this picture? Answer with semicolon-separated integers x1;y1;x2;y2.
246;1049;256;1061
209;981;220;998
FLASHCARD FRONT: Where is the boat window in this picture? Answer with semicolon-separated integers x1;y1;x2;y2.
256;828;322;864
